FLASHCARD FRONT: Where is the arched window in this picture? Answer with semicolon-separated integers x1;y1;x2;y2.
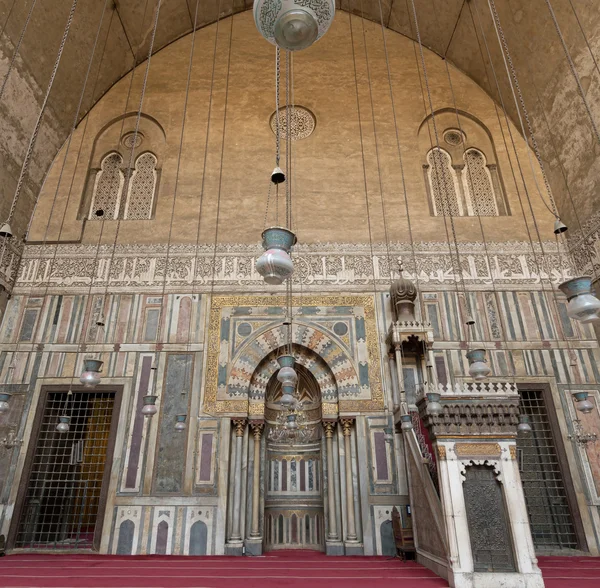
124;152;157;220
89;152;124;220
462;148;499;216
427;148;462;216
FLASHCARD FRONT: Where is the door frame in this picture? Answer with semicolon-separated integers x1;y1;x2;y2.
8;384;123;551
517;382;588;552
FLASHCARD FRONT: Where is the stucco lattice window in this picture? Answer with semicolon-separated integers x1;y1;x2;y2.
124;152;157;220
427;148;462;216
462;148;499;216
89;152;124;220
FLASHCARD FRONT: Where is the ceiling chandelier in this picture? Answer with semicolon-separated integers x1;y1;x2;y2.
254;0;335;51
268;403;313;444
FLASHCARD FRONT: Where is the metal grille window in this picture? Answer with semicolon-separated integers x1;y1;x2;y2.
14;391;115;549
517;389;578;549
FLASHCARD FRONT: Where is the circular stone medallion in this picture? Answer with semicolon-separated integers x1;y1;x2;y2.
270;105;316;141
443;128;465;146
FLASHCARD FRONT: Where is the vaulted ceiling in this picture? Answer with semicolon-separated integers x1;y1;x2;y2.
1;0;599;241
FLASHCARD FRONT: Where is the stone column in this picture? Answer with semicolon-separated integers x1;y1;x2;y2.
388;352;401;411
393;343;406;408
249;421;263;537
341;418;358;543
323;421;339;540
230;419;246;543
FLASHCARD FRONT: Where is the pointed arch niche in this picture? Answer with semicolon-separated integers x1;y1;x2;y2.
419;110;510;217
79;113;165;221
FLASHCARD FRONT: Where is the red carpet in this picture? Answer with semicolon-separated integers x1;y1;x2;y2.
0;551;447;588
0;551;598;587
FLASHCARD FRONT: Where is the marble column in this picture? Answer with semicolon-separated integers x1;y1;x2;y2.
393;343;406;408
341;418;358;543
249;421;263;538
230;419;246;543
323;420;339;541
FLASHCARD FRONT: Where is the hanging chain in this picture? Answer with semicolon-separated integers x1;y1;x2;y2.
488;0;558;217
285;50;291;230
0;0;38;101
544;0;600;146
4;0;76;225
275;47;281;166
409;0;472;320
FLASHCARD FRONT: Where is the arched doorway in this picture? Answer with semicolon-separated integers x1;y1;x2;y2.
263;364;324;551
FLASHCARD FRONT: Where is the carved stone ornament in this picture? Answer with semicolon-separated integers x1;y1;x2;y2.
418;395;520;439
250;421;264;439
437;446;447;460
322;420;337;438
14;240;571;296
390;269;418;321
455;443;502;458
509;445;517;460
340;418;354;436
233;419;247;437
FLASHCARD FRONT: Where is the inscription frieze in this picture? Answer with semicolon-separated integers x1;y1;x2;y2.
13;241;570;294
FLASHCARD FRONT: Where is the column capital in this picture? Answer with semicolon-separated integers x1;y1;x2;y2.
340;418;355;436
250;421;264;439
232;418;247;437
323;420;337;438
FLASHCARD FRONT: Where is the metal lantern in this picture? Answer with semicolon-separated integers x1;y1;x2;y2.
426;392;443;416
175;414;187;431
79;358;103;387
254;0;335;51
517;414;532;435
400;414;413;431
56;415;70;434
280;383;296;409
285;413;298;430
142;394;158;416
572;391;594;414
0;222;13;238
0;392;11;413
558;277;600;324
256;227;297;285
466;348;491;382
277;354;298;386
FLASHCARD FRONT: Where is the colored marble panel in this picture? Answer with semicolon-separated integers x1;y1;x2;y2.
19;309;38;341
144;309;160;342
380;520;395;556
189;520;208;555
125;356;153;489
373;431;389;482
198;433;213;483
116;520;135;555
153;354;193;493
155;520;168;555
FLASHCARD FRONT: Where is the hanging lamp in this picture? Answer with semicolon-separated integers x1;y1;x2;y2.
0;392;11;413
56;415;70;434
426;392;443;416
558;277;600;323
285;413;298;430
400;414;413;431
175;414;187;431
79;357;103;387
0;222;13;238
277;354;298;385
253;0;335;51
256;226;297;285
142;394;158;416
572;391;594;414
466;348;491;382
517;414;532;435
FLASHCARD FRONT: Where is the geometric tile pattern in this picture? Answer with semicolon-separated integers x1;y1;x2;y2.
227;322;359;399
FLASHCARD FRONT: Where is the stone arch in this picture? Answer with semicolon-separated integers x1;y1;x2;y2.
249;344;338;402
227;322;360;400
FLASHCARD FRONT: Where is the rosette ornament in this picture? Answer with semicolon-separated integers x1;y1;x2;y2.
253;0;335;51
558;277;600;323
256;227;297;285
